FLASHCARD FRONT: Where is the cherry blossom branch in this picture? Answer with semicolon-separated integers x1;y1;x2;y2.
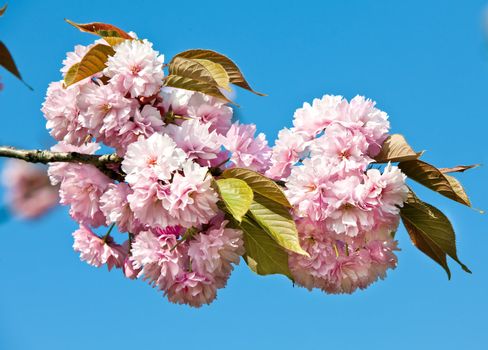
0;146;124;181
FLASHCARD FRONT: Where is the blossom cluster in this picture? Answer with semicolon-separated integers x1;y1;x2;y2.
41;36;269;307
35;33;409;306
268;95;408;293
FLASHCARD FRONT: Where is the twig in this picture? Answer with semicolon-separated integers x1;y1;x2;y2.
0;146;124;181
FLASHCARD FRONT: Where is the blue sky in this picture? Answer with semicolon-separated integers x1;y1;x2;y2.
0;0;487;349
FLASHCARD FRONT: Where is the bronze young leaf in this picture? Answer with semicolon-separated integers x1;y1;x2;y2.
0;41;32;90
65;19;132;46
400;192;471;279
64;44;115;87
374;134;422;163
173;49;265;96
399;160;471;207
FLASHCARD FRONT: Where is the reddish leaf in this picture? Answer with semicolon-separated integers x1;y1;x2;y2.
0;3;7;17
65;19;132;46
0;41;32;89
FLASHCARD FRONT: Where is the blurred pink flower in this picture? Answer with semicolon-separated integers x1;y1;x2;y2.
1;159;58;219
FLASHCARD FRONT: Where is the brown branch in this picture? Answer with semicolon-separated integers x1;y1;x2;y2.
0;146;124;181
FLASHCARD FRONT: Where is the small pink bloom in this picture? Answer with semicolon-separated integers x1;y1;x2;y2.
59;165;112;227
42;81;91;146
167;160;219;228
266;128;310;180
104;39;164;98
186;93;233;135
222;122;272;173
165;271;216;308
285;158;336;221
122;132;186;185
100;182;145;233
165;119;222;164
72;225;126;270
310;123;372;176
293;95;344;137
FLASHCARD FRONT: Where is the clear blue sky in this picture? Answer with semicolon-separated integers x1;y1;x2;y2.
1;0;487;349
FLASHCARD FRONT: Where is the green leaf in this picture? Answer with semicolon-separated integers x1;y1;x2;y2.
174;49;265;96
164;74;232;104
65;19;132;46
400;193;471;279
0;4;7;17
222;168;291;208
248;193;307;256
64;44;115;87
0;41;32;90
399;160;471;207
375;134;422;163
239;217;292;279
215;178;253;222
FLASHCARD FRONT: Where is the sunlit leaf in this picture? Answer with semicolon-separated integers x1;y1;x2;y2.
168;56;233;96
375;134;422;163
222;168;291;208
239;217;292;279
164;74;232;104
439;164;480;174
0;41;32;90
399;160;471;207
215;178;253;222
64;44;115;87
400;193;471;278
193;59;230;91
249;193;307;255
443;174;471;207
65;19;132;46
174;49;265;95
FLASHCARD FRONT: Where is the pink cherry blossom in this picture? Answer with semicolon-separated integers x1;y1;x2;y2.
266;127;310;180
334;95;390;156
323;176;376;237
222;122;272;172
72;225;126;270
122;132;187;184
293;95;344;137
130;229;183;289
361;164;408;226
285;157;336;221
42;81;90;146
104;39;164;98
167;160;219;228
310;123;371;176
100;182;145;233
77;82;136;140
165;119;222;164
186;93;233;135
112;105;165;155
188;216;244;288
128;179;179;229
288;218;399;294
165;271;216;307
59;165;112;227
